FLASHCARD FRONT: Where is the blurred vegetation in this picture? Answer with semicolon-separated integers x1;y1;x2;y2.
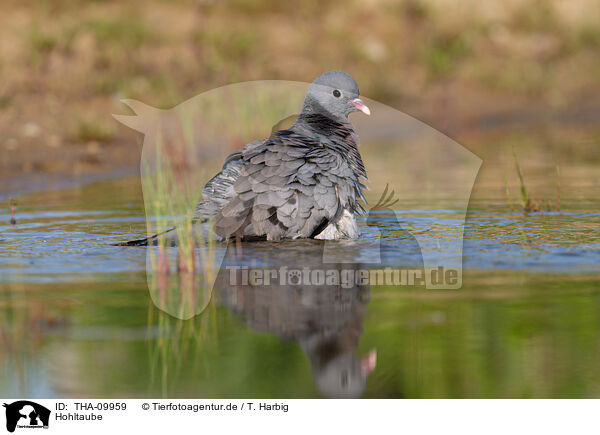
2;0;600;118
1;0;599;191
2;271;600;398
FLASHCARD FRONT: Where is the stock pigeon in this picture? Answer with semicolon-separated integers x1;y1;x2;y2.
121;70;370;245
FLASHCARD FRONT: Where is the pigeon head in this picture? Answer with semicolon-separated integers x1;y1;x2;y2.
301;71;370;120
313;349;377;398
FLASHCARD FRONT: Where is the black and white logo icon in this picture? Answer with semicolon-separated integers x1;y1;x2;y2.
2;401;50;433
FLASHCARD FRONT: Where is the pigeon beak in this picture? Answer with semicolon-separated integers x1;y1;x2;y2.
360;349;377;377
351;98;371;115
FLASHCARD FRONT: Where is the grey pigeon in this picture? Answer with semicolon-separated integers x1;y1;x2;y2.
120;71;370;245
215;244;376;398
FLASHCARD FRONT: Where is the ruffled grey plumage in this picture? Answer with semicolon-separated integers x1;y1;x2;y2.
199;111;367;241
117;71;369;246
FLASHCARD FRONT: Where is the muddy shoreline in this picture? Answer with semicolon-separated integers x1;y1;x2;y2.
3;100;599;201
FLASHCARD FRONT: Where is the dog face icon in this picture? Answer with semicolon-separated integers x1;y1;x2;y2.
3;401;50;433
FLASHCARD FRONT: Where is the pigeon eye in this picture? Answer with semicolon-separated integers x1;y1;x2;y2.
332;89;341;98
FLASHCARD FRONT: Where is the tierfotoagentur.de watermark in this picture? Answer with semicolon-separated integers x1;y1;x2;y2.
226;266;460;288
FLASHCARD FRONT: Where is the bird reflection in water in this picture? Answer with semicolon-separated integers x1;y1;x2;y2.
213;242;377;398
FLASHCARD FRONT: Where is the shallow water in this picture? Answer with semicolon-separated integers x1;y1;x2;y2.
1;174;599;398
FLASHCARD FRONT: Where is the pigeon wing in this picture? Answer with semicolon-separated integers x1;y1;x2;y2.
214;132;354;240
194;140;263;223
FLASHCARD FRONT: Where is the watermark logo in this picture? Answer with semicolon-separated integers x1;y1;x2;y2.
114;80;481;319
227;266;459;288
3;401;50;433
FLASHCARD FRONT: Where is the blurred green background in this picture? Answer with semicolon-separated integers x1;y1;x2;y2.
1;0;599;191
